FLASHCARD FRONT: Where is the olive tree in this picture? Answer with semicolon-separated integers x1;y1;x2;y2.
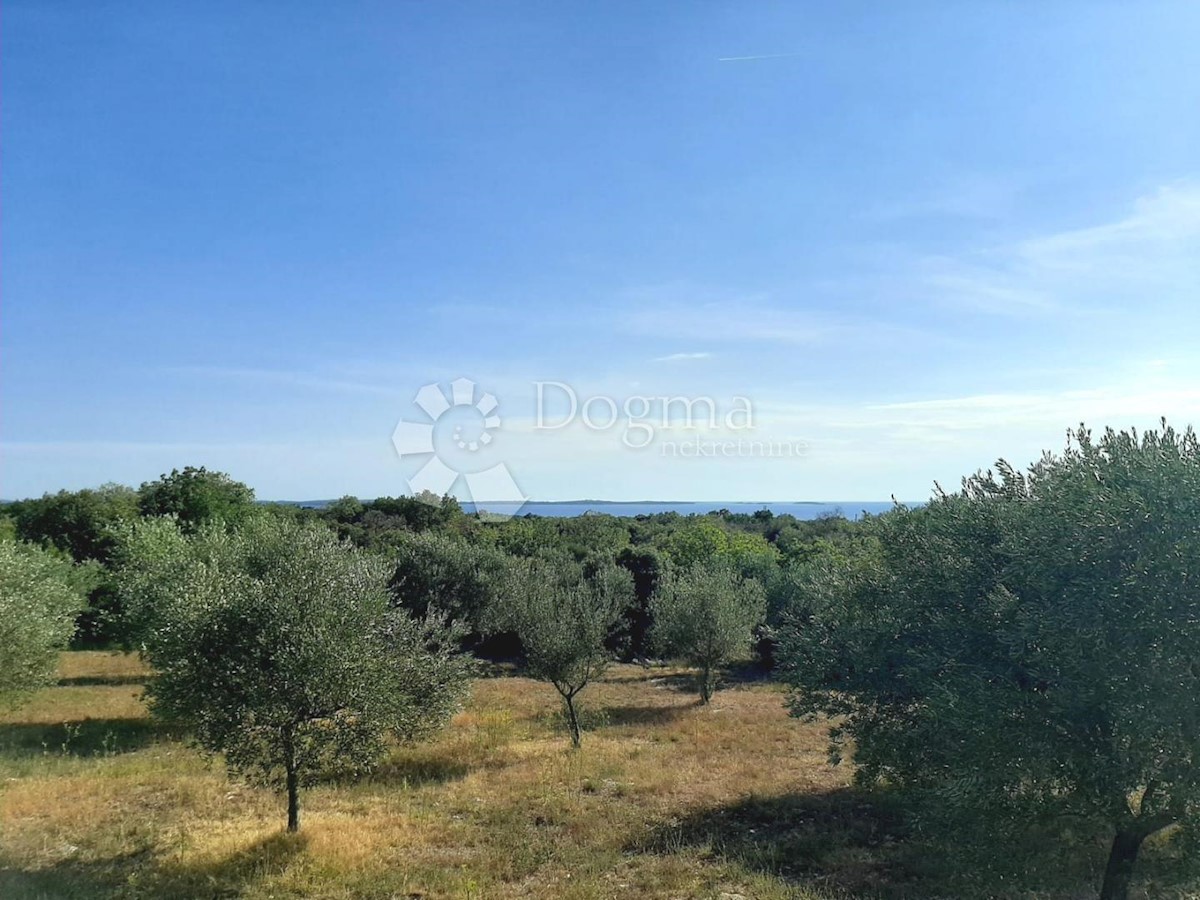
490;558;631;747
117;516;472;832
779;423;1200;900
650;564;766;703
0;541;84;707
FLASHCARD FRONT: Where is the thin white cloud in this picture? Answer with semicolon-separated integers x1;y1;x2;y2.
621;290;936;348
919;180;1200;316
756;361;1200;444
717;52;805;62
622;288;827;345
653;351;712;362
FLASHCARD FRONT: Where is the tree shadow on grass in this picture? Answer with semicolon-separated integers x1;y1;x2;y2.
57;674;148;687
0;848;152;900
722;659;776;684
631;787;918;897
642;663;770;698
0;832;309;900
370;753;473;787
598;703;694;728
644;672;702;694
367;735;518;789
150;831;308;897
631;788;1200;899
0;717;171;758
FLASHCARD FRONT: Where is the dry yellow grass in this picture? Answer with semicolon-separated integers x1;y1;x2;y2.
1;653;1196;899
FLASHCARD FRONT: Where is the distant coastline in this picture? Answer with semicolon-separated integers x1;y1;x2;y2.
265;498;895;507
265;498;913;520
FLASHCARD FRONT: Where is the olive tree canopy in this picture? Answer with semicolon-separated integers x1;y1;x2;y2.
651;564;766;703
779;423;1200;900
117;516;472;831
488;557;631;747
0;540;83;707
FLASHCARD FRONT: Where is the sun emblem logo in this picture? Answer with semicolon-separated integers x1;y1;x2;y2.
391;377;526;516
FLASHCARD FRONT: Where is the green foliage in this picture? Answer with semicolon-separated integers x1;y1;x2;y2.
0;541;85;707
612;545;666;659
325;492;474;547
115;516;472;831
548;514;631;561
763;535;882;629
489;558;632;746
778;423;1200;900
485;513;630;562
658;519;779;583
650;564;766;702
387;530;515;640
137;466;257;530
3;484;140;646
324;495;366;523
8;483;140;564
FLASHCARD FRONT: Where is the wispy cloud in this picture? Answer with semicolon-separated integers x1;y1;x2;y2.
622;288;939;350
917;180;1200;315
756;358;1200;441
717;52;805;62
627;299;833;346
653;351;712;362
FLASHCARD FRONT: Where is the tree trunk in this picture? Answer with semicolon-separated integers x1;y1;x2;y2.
286;764;301;832
281;726;302;833
563;692;582;749
1099;827;1145;900
699;664;712;704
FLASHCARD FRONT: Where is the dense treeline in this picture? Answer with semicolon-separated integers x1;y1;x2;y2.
1;466;849;665
5;425;1200;899
1;466;811;828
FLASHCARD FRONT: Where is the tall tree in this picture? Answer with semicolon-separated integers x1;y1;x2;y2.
613;545;665;660
779;423;1200;900
137;467;256;530
10;483;139;563
116;516;472;832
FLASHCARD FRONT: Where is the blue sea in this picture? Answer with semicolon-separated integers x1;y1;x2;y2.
461;500;906;520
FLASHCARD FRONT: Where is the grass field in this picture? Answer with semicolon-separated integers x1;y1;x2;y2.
1;653;1197;899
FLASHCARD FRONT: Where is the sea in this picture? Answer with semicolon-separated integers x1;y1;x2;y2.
281;499;913;519
460;500;905;520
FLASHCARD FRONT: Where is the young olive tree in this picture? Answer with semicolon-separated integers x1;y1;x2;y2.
779;423;1200;900
0;541;84;707
490;558;631;747
116;516;472;832
650;564;766;703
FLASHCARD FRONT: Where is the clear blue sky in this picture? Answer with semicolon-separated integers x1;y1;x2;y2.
4;2;1199;501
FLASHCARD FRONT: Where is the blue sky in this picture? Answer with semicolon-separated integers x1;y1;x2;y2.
4;2;1199;502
